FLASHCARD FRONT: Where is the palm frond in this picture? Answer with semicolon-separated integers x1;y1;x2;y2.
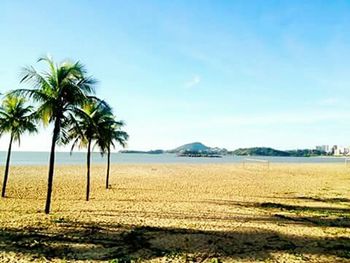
0;94;37;143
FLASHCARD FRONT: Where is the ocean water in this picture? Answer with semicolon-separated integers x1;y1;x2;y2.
0;152;347;166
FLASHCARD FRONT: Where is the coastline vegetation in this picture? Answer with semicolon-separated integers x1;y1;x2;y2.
120;143;329;158
231;147;328;157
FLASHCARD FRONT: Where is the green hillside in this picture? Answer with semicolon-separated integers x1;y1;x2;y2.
232;147;289;156
232;147;326;157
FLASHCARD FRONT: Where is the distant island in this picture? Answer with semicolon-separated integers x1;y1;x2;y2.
231;147;327;157
167;142;227;155
121;142;227;157
169;142;226;157
120;143;328;157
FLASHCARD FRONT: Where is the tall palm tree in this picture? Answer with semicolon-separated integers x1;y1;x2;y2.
97;117;128;189
0;95;37;197
13;56;96;214
68;99;111;201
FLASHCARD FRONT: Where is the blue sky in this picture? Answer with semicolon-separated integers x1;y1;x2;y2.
1;1;350;151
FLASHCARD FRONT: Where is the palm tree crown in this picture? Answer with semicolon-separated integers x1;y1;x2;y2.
69;99;112;150
16;56;97;144
0;94;37;197
0;95;37;142
97;118;128;155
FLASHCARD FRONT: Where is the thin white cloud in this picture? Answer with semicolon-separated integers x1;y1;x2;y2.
185;75;201;88
317;97;339;106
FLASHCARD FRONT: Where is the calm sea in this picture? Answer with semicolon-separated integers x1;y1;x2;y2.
0;152;347;166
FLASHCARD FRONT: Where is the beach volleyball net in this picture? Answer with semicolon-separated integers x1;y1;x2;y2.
242;158;270;170
345;158;350;167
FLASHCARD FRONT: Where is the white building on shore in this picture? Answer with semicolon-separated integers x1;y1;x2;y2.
317;145;350;155
316;145;331;153
333;146;350;156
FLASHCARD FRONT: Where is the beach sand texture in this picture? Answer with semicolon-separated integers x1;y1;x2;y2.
0;163;349;262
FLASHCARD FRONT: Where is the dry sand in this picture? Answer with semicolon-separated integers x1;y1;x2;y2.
0;163;349;262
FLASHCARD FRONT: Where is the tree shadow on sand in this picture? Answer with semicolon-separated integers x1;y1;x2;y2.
0;219;350;262
203;199;350;228
1;195;350;261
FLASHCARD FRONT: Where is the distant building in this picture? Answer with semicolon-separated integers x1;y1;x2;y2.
335;147;345;156
331;145;337;155
329;145;350;156
315;145;350;155
316;145;330;153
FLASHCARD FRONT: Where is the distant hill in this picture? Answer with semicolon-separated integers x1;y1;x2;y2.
120;142;226;156
167;142;227;154
232;147;326;157
286;149;327;157
232;147;289;156
168;142;210;153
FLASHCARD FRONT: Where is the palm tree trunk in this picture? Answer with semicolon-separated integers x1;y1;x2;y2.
106;148;110;189
1;134;14;198
45;116;60;214
86;139;92;201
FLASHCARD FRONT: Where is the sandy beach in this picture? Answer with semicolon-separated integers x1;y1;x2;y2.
0;163;349;262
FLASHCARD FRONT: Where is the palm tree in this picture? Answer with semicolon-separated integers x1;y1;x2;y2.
0;95;37;197
13;56;96;214
68;99;111;201
97;117;128;189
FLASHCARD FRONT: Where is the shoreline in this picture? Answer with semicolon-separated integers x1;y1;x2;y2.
0;162;347;168
0;152;348;166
